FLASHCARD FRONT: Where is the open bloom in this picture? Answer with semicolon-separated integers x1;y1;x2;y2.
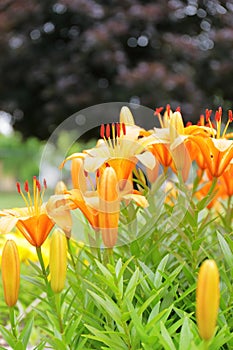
0;177;54;247
196;259;220;341
1;240;20;307
60;107;155;191
186;108;233;178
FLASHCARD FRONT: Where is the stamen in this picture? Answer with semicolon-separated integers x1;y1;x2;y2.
154;107;163;115
100;124;105;139
24;180;29;193
106;124;110;139
186;121;192;126
228;110;233;122
222;109;233;138
116;123;121;138
16;182;21;194
36;179;41;192
122;123;126;136
43;179;47;189
84;170;88;177
166;104;171;117
154;107;164;128
176;106;181;112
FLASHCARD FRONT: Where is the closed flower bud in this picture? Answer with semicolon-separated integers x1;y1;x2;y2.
196;259;220;341
98;166;120;248
55;181;67;194
49;230;67;293
1;240;20;307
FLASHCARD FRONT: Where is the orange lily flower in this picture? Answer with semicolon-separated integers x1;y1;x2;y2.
47;166;148;247
60;107;155;191
0;177;54;247
187;108;233;178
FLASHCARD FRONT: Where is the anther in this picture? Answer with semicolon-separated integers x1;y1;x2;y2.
16;182;21;194
43;179;47;189
122;123;126;135
100;124;105;139
24;180;29;193
106;124;110;138
154;107;163;115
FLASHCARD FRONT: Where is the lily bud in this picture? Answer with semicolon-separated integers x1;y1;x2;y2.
119;106;135;125
169;111;184;143
196;259;220;341
55;181;67;194
49;230;67;293
98;166;120;248
1;240;20;307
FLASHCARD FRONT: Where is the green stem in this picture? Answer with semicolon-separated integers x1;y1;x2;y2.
55;293;64;334
202;340;209;350
9;306;17;339
36;246;49;288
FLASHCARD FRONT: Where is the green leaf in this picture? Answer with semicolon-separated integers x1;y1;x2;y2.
124;268;139;302
19;316;34;347
85;325;128;349
154;254;169;288
179;317;192;350
0;325;17;348
159;321;176;350
217;232;233;269
87;290;122;325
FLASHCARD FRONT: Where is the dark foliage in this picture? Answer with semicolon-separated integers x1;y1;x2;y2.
0;0;233;139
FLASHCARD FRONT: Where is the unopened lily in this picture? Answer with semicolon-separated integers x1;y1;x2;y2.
1;240;20;307
48;165;148;247
0;177;54;247
196;259;220;341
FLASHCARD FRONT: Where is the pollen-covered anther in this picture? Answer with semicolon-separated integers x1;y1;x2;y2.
154;107;164;116
228;110;233;122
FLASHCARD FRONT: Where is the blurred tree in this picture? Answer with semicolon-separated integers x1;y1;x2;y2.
0;0;233;139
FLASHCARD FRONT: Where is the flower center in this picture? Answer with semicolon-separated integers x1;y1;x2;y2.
16;176;47;216
205;107;233;139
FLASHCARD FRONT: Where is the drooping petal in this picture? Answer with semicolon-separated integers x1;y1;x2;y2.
135;151;156;170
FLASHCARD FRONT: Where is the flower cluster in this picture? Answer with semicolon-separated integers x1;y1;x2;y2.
0;104;231;348
0;105;232;250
